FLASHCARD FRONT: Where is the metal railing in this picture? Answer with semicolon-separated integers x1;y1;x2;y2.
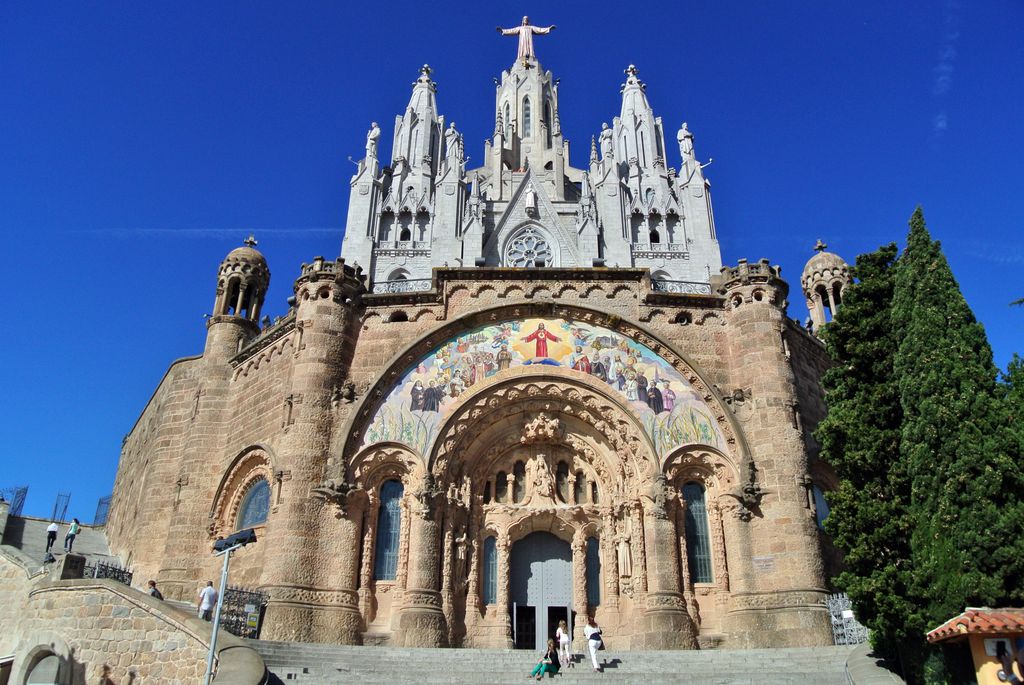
220;585;269;639
651;279;713;295
826;592;869;645
83;560;133;586
371;278;433;294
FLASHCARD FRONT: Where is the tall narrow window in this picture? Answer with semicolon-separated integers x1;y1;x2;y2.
495;471;508;503
483;536;498;605
556;461;569;503
544;102;552;147
513;461;526;503
586;537;601;606
590;482;599;504
522;97;532;138
683;483;713;583
374;480;403;580
504;102;511;138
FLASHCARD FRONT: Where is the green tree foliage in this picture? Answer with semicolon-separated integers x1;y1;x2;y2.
892;208;1024;631
817;245;924;660
819;209;1024;683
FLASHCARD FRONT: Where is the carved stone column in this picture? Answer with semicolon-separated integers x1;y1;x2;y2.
464;516;481;642
357;494;378;621
311;482;365;644
675;499;701;627
392;478;449;647
603;512;620;611
495;530;513;648
441;519;455;646
639;476;699;649
571;530;590;650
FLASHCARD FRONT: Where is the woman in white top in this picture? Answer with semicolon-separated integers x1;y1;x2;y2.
583;615;603;672
555;619;572;668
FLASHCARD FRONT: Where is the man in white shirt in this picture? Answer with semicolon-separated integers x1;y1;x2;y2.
45;521;59;552
198;581;218;621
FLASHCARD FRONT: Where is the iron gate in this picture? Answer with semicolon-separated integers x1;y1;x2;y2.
83;560;133;586
826;592;869;645
221;585;269;639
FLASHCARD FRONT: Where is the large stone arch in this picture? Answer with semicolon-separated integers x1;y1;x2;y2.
340;302;750;467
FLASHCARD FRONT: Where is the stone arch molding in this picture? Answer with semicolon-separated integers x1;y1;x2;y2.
209;445;275;538
342;303;747;470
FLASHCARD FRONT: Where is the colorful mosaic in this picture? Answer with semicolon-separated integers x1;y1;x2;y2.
363;318;724;456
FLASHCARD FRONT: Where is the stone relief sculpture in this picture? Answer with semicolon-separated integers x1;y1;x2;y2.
599;122;614;160
366;121;381;160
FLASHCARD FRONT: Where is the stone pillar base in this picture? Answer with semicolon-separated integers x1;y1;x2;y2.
392;590;449;648
723;589;833;648
262;596;363;645
638;593;699;649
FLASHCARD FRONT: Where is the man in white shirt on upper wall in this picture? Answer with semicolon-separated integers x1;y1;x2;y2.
45;521;58;552
198;581;218;621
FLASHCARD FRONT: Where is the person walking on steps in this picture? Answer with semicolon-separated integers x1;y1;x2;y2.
148;580;164;600
555;619;573;668
198;581;218;621
64;519;80;552
528;638;560;680
584;615;605;672
45;521;58;552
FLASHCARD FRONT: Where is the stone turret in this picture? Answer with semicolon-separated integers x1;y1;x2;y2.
205;235;269;358
801;240;850;331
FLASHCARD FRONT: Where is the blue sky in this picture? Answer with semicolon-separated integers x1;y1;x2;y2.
1;2;1021;520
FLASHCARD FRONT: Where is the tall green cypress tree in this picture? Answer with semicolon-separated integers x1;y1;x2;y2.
817;244;924;662
892;208;1024;638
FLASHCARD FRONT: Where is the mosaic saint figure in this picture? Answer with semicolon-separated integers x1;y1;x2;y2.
625;371;638;401
571;346;591;373
661;380;676;413
496;343;512;371
410;380;425;411
647;381;664;414
636;372;649;405
590;354;606;379
523;322;560;358
422;380;442;412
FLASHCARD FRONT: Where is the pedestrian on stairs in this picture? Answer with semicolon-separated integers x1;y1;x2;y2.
584;615;604;673
555;619;572;668
198;581;218;621
45;521;58;552
148;580;164;600
528;638;560;680
64;518;80;552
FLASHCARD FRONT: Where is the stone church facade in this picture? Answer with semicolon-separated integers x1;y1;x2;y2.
107;24;850;652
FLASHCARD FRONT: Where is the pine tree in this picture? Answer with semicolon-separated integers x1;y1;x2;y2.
892;208;1024;641
817;244;924;662
1003;354;1024;456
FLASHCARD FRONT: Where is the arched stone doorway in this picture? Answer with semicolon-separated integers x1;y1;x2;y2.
510;531;572;651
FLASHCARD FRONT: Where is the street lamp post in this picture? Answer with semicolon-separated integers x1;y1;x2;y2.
203;528;257;685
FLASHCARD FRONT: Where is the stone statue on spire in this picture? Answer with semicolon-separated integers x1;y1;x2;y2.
497;16;556;61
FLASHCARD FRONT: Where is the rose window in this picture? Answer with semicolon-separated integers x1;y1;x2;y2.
505;227;553;267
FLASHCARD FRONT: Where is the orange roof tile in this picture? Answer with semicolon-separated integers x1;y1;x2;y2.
927;608;1024;643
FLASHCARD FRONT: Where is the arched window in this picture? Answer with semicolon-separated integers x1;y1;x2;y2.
683;482;713;583
813;485;831;531
590;481;599;504
649;229;661;244
586;537;601;606
26;653;63;685
374;480;403;580
483;481;492;504
399;226;412;241
556;461;569;503
504;102;511;138
513;461;526;503
483;536;498;605
236;479;270;529
522;97;532;138
574;471;586;505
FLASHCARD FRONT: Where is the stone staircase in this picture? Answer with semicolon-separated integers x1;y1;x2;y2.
252;641;857;685
0;515;119;568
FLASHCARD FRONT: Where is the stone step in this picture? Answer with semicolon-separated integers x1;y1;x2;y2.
253;641;854;685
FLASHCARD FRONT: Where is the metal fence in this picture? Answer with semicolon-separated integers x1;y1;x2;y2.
83;560;134;586
93;495;112;526
220;585;269;639
0;485;28;517
826;592;869;645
